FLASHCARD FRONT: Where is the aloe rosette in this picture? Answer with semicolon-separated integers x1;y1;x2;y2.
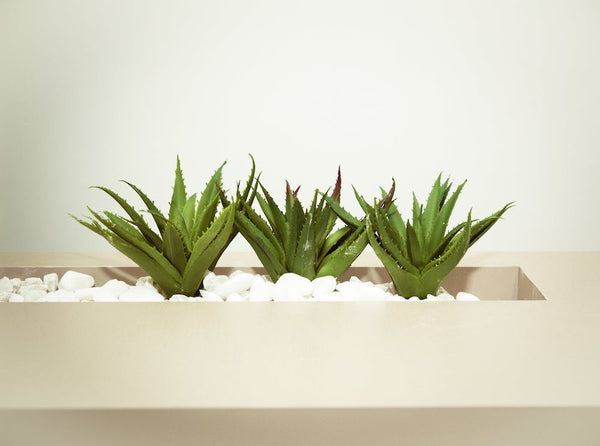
365;175;513;299
235;169;368;281
72;156;256;298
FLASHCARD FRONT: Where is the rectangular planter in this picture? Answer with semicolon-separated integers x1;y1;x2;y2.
0;252;598;446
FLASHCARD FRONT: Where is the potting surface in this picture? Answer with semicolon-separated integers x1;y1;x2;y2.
0;251;599;446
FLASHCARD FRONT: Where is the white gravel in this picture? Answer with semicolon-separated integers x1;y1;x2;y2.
0;270;481;302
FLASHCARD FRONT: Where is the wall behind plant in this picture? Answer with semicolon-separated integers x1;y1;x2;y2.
1;0;599;252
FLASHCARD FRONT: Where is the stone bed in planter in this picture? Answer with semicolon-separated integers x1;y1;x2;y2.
0;262;544;302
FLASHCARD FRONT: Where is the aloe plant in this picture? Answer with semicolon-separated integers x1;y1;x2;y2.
235;169;368;281
72;156;256;298
364;175;514;299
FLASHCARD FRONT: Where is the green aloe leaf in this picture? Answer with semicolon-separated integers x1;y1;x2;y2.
426;179;466;253
366;220;422;297
196;162;226;216
121;180;167;234
190;192;220;241
70;214;109;239
468;202;514;247
373;207;417;274
292;204;317;279
420;212;472;294
163;222;188;274
353;186;372;215
317;229;368;278
240;200;285;261
426;221;467;264
284;192;304;266
235;212;286;280
312;189;337;250
107;232;182;297
318;226;353;264
406;221;426;268
321;194;361;227
421;174;443;235
182;193;197;231
169;156;188;225
257;183;288;244
90;185;163;250
239;155;257;202
98;210;182;284
181;205;235;294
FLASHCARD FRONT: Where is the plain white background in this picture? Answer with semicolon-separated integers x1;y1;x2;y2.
1;0;598;252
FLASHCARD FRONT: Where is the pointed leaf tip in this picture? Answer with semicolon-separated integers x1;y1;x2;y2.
332;167;342;201
379;179;396;210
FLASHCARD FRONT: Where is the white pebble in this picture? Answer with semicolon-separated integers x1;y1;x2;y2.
247;279;275;301
22;289;47;302
425;292;455;301
436;292;455;301
119;287;165;302
334;282;357;300
87;288;119;302
274;273;313;300
44;290;78;302
0;291;11;302
170;294;193;302
274;293;312;302
311;276;337;296
386;295;407;301
360;287;387;301
374;283;389;291
18;283;48;295
202;272;228;292
213;272;255;298
225;293;247;302
101;279;130;297
9;293;25;302
10;278;22;291
336;282;386;301
456;292;480;301
24;277;43;286
74;288;97;302
199;290;224;302
312;291;350;302
43;273;59;292
58;271;95;291
135;276;158;291
250;274;267;290
0;277;12;293
248;294;272;302
408;296;421;301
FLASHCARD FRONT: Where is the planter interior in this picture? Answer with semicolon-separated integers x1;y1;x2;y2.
0;265;546;301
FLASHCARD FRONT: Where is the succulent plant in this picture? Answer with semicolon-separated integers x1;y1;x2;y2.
72;156;257;298
235;169;368;281
363;175;514;299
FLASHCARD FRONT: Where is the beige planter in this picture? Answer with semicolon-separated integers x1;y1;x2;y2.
0;251;599;445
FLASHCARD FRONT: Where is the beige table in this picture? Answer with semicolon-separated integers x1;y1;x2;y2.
1;252;599;445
